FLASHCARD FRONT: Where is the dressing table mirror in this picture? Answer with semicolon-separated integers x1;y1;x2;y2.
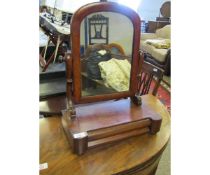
62;1;162;155
80;12;133;98
70;3;141;104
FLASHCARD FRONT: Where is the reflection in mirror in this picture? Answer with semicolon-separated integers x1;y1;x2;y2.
80;12;134;97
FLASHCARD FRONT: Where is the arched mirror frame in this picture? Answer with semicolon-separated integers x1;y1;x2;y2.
69;2;141;104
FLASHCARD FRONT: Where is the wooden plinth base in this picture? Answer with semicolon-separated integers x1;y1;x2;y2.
61;96;162;155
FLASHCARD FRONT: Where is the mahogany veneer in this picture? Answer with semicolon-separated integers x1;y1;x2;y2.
62;95;162;155
40;94;170;175
61;1;164;155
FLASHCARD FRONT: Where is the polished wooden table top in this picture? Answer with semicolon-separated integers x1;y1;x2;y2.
40;94;170;175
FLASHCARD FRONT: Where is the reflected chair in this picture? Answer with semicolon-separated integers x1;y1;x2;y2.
137;60;164;96
88;14;109;45
61;1;164;155
108;43;125;55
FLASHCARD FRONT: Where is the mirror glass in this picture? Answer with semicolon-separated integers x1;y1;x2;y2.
80;12;134;97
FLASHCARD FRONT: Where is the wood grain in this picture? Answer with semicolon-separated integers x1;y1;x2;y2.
61;94;162;154
69;1;141;104
40;94;170;175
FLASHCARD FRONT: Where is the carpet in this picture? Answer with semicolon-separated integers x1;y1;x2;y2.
157;83;171;112
151;80;171;112
156;140;171;175
152;79;171;175
163;75;171;87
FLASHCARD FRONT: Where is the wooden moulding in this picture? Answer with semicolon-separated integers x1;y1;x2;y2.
70;2;141;104
61;98;162;155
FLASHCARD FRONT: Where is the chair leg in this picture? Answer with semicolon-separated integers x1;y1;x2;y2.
39;54;46;68
152;79;161;96
53;35;61;64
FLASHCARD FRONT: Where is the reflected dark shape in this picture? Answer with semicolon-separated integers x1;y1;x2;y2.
85;44;111;80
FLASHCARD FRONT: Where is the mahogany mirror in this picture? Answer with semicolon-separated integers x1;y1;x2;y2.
68;2;141;104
